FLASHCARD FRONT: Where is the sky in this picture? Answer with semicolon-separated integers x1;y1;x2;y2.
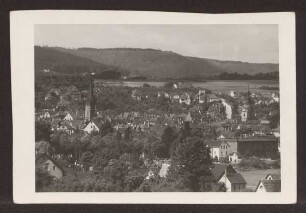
35;24;278;63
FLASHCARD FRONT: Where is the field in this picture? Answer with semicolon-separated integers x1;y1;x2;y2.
239;169;281;191
123;80;279;93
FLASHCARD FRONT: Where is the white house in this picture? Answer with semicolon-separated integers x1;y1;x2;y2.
63;112;74;121
265;173;281;180
83;121;100;134
205;139;231;161
255;179;281;192
36;154;64;179
228;152;241;164
212;164;246;192
159;163;170;178
229;90;236;98
179;93;191;105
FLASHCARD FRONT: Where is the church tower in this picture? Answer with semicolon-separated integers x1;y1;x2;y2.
85;74;96;122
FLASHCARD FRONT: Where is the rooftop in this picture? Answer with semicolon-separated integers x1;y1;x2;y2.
258;180;281;192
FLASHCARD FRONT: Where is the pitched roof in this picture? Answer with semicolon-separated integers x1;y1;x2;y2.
35;153;65;175
226;172;247;184
211;164;237;181
207;94;220;100
204;139;223;148
265;173;281;180
257;180;281;192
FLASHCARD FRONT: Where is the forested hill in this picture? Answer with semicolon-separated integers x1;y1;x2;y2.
35;46;126;77
35;46;279;79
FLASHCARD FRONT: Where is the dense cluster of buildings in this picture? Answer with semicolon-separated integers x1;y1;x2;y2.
36;78;280;192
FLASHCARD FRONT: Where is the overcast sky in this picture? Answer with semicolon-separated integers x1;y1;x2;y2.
35;24;278;63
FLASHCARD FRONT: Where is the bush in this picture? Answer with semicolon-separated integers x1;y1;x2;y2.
239;158;269;170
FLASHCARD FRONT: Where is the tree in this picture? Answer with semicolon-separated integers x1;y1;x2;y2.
100;121;114;137
168;136;213;191
35;167;54;192
35;121;52;142
160;126;177;158
103;159;128;191
80;151;93;171
123;127;132;142
268;110;280;129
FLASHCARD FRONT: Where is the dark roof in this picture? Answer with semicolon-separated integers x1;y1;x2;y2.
237;137;278;142
258;180;281;192
208;94;219;99
205;139;229;148
35;153;65;175
205;139;223;148
265;174;281;180
226;173;247;184
211;164;237;181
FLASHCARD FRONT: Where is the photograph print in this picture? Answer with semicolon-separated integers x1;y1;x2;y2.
34;24;281;193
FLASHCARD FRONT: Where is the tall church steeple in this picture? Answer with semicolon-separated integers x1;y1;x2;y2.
85;73;96;122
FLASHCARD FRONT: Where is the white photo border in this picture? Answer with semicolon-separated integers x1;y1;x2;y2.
11;10;296;204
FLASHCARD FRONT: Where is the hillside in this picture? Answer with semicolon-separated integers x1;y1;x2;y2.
35;46;278;79
35;46;125;76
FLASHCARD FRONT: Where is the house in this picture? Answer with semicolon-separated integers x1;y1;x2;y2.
131;89;143;101
36;153;64;179
255;179;281;192
170;93;180;101
217;131;236;140
271;126;280;138
224;138;238;154
207;94;221;103
129;167;160;180
63;112;74;121
250;125;270;136
198;93;207;104
83;121;100;134
157;92;170;99
265;173;281;180
211;164;246;192
272;92;279;102
179;93;191;105
229;90;236;98
205;139;231;161
159;163;170;178
228;152;241;164
56;120;76;135
40;111;51;119
35;141;53;155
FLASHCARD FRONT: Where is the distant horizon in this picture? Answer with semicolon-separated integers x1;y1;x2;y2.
35;24;279;64
35;45;279;65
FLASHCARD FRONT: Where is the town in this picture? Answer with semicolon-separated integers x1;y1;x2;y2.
35;75;281;192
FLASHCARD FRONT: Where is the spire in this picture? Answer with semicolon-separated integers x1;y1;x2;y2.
89;73;96;120
248;83;250;95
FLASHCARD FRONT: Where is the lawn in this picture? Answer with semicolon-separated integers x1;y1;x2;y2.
239;169;281;191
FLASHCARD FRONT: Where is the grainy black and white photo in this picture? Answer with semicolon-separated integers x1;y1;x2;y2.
34;24;281;193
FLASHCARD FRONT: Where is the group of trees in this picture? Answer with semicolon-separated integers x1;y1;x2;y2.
208;71;279;80
36;118;217;192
